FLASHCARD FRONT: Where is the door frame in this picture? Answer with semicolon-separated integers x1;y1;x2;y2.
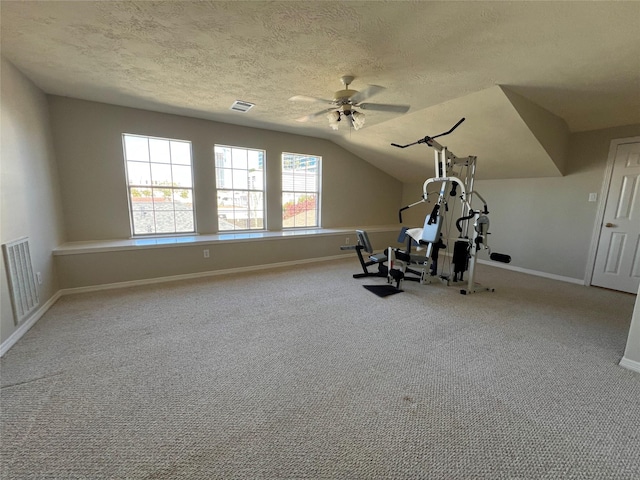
586;135;640;287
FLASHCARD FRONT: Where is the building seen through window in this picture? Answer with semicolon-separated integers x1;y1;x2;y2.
215;145;265;231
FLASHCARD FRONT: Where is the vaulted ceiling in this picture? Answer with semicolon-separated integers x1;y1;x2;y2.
2;1;639;182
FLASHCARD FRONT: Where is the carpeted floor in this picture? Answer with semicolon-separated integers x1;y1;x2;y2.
1;259;639;479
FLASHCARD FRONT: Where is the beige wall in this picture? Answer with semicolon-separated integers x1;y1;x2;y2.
48;97;402;241
0;58;65;344
401;123;640;281
623;283;640;366
502;87;570;174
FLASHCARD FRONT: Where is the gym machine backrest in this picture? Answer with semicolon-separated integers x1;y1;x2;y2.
356;230;388;264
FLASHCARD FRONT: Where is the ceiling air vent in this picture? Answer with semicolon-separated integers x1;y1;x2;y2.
230;100;255;113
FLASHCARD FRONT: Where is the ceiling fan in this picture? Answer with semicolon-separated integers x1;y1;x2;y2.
289;75;410;130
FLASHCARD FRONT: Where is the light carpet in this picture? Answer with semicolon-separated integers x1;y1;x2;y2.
1;259;639;479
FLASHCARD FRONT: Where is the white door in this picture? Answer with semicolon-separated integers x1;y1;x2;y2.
591;140;640;294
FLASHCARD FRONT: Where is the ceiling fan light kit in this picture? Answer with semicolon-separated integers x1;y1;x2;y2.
327;111;341;130
290;75;409;131
352;110;365;130
326;108;366;131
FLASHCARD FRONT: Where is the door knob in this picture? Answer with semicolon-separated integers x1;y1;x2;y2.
605;222;615;228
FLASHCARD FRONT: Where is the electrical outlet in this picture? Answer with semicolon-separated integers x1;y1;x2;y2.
36;272;43;285
203;249;210;258
588;192;597;202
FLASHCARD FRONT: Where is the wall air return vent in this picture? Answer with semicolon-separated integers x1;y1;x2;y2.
2;237;39;324
230;100;255;113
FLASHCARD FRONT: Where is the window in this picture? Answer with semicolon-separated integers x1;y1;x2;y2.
123;134;195;236
282;153;321;228
215;145;265;231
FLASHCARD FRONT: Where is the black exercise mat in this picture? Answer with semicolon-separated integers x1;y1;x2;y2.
363;285;403;297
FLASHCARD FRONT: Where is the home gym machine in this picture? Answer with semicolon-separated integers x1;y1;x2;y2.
388;118;511;294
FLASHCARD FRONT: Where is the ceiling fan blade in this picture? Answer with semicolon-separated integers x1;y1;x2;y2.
349;85;385;104
358;103;410;113
289;95;334;104
296;108;336;122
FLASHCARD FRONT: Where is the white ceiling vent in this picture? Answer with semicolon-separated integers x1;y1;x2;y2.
230;100;255;113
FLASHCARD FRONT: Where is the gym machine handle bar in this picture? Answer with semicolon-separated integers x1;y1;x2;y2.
398;205;410;223
390;117;466;149
394;117;466;222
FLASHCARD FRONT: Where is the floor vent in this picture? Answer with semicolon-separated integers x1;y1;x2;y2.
2;237;39;324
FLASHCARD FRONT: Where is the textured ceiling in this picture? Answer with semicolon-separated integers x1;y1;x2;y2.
2;1;639;182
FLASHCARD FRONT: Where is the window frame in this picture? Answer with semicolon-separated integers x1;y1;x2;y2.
281;152;322;229
214;144;267;232
122;133;196;237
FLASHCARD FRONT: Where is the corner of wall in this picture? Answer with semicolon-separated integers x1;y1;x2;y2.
500;86;570;175
1;57;65;345
621;283;640;370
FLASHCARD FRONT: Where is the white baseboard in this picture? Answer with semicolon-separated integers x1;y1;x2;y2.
619;356;640;374
0;291;62;357
477;258;585;285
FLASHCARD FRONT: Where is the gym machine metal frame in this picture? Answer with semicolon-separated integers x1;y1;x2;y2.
390;118;510;294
